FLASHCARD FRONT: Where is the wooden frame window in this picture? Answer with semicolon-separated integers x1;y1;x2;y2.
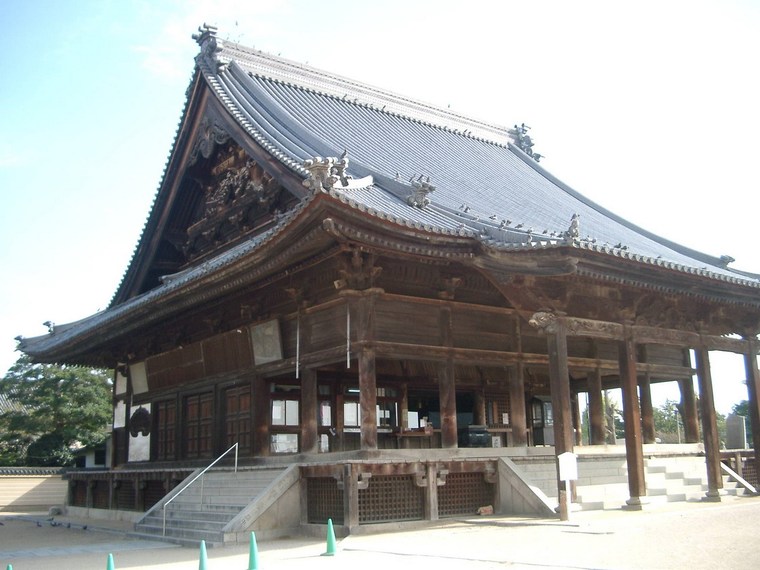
153;399;176;461
184;392;213;459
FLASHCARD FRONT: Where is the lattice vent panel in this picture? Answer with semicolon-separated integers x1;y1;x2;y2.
358;475;424;524
307;477;344;525
114;480;136;510
92;481;110;509
71;481;87;507
438;472;494;517
143;479;167;510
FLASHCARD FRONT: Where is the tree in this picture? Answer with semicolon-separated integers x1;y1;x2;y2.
0;355;112;466
653;399;682;443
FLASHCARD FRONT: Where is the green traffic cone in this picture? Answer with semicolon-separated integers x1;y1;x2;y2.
323;518;337;556
199;540;208;570
248;531;259;570
106;553;115;570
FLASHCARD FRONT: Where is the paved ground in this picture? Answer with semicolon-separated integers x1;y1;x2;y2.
2;494;760;570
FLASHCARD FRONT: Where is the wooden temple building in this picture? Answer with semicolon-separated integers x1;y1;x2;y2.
19;26;760;543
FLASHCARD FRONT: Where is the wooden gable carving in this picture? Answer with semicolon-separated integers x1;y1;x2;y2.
183;140;292;260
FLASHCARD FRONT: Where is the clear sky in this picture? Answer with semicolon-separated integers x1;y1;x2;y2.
1;0;758;414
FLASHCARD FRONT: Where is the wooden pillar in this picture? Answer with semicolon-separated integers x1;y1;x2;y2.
342;463;359;532
571;391;582;446
439;360;458;448
424;463;439;521
359;347;378;450
744;339;760;485
439;304;458;448
351;291;379;451
694;347;722;501
545;317;574;519
639;373;656;444
508;365;528;447
680;376;700;443
619;329;646;508
252;374;270;456
400;383;409;430
474;391;486;426
587;369;606;445
300;369;319;454
546;320;574;456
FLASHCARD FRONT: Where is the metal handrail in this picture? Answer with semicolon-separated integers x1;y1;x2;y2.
162;442;239;536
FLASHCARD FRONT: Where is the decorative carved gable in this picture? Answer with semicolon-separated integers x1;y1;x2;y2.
184;141;292;260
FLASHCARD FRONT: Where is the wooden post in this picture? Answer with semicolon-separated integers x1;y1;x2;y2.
352;291;379;451
680;375;700;443
474;391;486;426
439;304;458;448
639;373;656;444
744;339;760;485
545;317;574;519
425;463;439;521
694;347;722;501
439;360;458;448
619;329;646;508
547;320;574;456
300;369;319;454
252;374;270;456
587;369;606;445
571;391;582;446
508;365;528;447
342;463;359;532
359;347;378;450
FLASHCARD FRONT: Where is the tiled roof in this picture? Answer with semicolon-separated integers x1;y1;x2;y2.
197;35;759;287
18;30;760;362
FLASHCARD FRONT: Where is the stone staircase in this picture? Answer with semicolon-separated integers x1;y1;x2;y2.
134;467;287;547
514;454;748;511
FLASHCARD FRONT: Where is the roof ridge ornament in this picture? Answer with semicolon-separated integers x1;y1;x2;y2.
407;175;435;209
564;213;580;243
302;152;351;192
193;23;222;68
508;123;543;162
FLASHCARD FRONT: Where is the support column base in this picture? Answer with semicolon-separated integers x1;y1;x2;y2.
702;490;722;503
622;496;649;511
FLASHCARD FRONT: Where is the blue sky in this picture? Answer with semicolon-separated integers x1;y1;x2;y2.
1;0;758;414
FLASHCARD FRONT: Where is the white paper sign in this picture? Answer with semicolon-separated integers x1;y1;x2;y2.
558;451;578;481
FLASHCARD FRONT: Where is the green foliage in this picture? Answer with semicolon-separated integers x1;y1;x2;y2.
0;355;112;466
653;399;682;442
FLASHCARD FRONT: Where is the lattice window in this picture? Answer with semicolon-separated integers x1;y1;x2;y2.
438;472;495;517
306;477;344;524
358;475;424;524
